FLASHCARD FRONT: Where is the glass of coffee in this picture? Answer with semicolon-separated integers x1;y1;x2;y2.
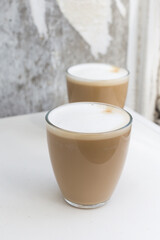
66;63;129;108
45;102;132;208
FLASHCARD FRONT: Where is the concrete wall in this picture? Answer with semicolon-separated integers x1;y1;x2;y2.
0;0;129;117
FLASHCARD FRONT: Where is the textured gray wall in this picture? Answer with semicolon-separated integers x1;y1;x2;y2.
0;0;129;117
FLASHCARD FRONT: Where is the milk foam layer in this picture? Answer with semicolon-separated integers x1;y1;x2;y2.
67;63;128;81
47;103;131;133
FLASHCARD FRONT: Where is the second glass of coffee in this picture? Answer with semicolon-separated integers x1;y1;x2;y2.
66;63;129;108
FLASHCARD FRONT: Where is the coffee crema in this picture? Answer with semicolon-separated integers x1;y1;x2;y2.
67;63;128;84
47;102;130;134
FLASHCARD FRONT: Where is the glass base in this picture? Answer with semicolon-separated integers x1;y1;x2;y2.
64;198;107;209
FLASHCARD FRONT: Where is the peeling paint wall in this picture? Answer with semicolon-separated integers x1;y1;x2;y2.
56;0;113;58
0;0;129;117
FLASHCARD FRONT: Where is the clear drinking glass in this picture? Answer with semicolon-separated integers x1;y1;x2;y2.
66;63;129;108
45;102;132;208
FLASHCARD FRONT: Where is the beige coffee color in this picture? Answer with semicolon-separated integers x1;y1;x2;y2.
66;64;129;108
46;110;132;206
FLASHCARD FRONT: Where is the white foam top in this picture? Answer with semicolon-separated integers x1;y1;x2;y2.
67;63;128;81
47;103;130;133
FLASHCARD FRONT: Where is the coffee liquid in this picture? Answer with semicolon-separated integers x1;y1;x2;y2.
46;103;132;206
67;63;129;107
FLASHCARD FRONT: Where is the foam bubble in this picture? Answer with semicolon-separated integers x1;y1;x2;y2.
47;103;130;133
67;63;128;81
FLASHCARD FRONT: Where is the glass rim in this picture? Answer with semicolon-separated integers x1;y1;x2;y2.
45;102;133;135
66;63;130;82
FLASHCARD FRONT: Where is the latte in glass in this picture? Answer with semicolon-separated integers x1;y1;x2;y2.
46;102;132;208
66;63;129;108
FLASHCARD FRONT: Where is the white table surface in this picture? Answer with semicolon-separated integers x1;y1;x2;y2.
0;108;160;240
